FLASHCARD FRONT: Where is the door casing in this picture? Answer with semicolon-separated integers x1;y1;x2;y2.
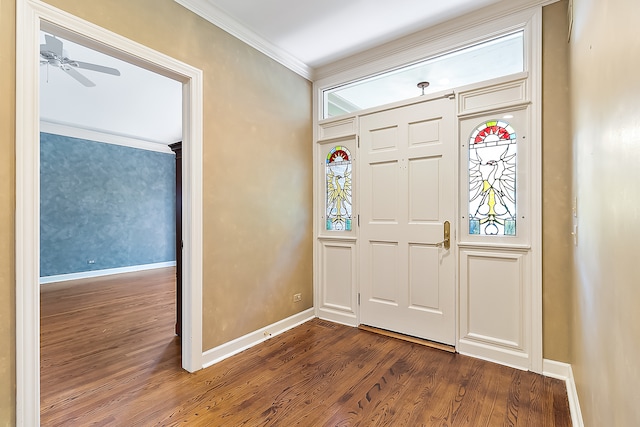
16;1;204;424
314;75;542;374
313;6;542;376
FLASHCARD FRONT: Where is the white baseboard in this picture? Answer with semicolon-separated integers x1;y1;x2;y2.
39;261;177;284
202;308;315;368
457;338;530;371
316;306;357;327
543;359;584;427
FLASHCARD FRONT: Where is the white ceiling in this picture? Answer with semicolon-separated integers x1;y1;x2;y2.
40;0;505;145
203;0;503;68
40;31;183;146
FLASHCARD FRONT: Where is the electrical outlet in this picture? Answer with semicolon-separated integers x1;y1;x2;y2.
87;259;96;264
293;293;302;302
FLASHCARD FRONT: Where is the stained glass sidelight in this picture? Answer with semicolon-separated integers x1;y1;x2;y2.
468;120;517;236
326;146;352;231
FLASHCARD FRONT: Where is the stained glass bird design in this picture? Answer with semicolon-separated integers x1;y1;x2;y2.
469;146;516;235
326;166;352;230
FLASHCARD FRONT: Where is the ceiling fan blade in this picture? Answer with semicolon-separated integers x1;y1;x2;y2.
63;67;96;87
43;34;63;57
74;61;121;76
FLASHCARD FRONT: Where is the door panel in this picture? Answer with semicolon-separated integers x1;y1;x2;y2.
370;242;399;304
408;244;440;310
408;156;440;221
370;161;399;222
370;126;399;151
359;98;455;345
409;118;441;145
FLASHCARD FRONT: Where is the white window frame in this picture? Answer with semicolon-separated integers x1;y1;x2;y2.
321;30;526;119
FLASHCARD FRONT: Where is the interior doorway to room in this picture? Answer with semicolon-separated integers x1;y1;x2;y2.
358;96;456;346
38;25;184;419
16;4;204;423
38;26;182;333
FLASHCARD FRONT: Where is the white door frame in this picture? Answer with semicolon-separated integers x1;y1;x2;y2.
16;1;204;425
313;6;542;374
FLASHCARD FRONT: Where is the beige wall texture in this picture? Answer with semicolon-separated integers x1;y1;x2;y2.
2;0;313;422
541;0;572;363
0;0;584;423
0;0;16;423
569;0;640;425
40;0;314;350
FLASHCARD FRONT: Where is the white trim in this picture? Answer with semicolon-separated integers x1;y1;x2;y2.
172;0;559;83
39;261;177;284
314;7;544;121
316;316;358;329
542;358;571;379
16;1;42;424
180;28;205;376
313;4;544;374
314;0;558;82
543;360;584;427
458;341;530;371
528;7;544;374
317;309;357;327
202;309;315;368
173;0;312;80
566;366;584;427
40;120;174;154
16;1;204;425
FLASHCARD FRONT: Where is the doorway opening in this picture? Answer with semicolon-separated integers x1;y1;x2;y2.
16;3;204;424
38;26;183;420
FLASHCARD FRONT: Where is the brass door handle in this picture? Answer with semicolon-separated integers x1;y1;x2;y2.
435;221;451;250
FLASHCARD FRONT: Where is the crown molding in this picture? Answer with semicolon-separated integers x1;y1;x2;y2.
314;0;559;82
40;120;175;154
173;0;558;84
174;0;313;80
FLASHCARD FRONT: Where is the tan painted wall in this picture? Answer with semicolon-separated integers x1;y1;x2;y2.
0;0;16;422
1;1;314;421
569;0;640;425
39;0;314;351
541;0;572;363
0;0;582;423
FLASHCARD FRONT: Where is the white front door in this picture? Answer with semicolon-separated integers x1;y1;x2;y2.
359;97;456;345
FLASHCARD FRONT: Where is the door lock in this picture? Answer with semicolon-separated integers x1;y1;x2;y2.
435;221;451;250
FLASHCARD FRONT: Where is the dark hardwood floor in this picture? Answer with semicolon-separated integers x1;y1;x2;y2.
40;268;571;426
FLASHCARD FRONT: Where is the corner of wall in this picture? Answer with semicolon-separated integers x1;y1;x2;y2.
541;0;573;364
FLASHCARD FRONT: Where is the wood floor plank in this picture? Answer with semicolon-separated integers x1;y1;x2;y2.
41;268;571;426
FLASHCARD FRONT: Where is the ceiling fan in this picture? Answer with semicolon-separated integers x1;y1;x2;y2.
40;34;121;87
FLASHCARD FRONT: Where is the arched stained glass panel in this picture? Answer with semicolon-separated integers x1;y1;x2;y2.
468;120;517;236
326;146;352;231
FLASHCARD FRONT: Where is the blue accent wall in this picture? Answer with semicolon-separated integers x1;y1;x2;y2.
40;132;176;277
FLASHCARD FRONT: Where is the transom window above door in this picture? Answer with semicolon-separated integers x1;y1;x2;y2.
322;31;524;118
